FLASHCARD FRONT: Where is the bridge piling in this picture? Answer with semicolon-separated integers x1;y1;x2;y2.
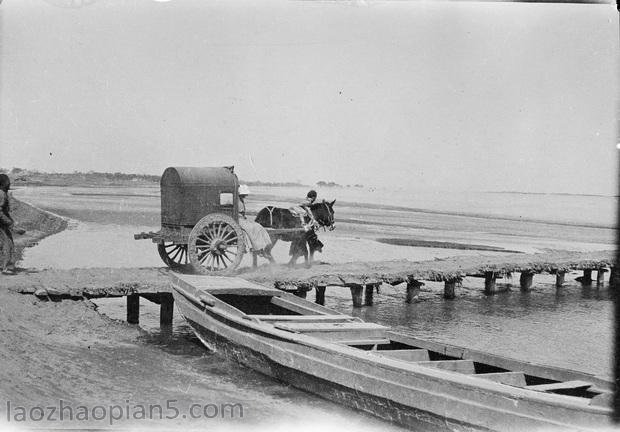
597;268;607;286
580;269;593;285
520;272;534;291
484;272;497;295
406;280;423;303
350;285;364;307
127;294;140;324
315;286;326;305
365;284;376;306
444;281;456;299
160;294;174;326
611;266;620;287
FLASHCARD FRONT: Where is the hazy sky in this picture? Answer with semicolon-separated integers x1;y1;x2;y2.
0;0;618;194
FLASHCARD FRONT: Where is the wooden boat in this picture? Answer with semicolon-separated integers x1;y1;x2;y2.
170;273;615;431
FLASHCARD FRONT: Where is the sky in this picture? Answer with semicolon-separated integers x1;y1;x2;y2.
0;0;618;194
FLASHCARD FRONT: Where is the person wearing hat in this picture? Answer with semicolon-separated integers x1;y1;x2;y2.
238;184;250;218
0;174;25;274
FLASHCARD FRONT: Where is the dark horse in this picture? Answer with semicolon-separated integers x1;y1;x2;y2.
255;200;336;267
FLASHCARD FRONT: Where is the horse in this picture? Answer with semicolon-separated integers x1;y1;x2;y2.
255;199;335;267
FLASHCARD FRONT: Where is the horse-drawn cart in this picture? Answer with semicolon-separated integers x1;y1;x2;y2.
134;166;306;275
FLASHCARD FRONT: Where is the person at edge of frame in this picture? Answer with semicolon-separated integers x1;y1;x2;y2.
0;174;25;275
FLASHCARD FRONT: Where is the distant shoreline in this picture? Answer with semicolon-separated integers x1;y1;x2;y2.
251;192;617;231
4;169;312;188
10;185;616;231
485;190;619;199
4;169;613;197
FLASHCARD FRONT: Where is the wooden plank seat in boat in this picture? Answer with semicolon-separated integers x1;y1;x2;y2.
338;339;392;347
253;315;362;323
273;321;388;341
416;360;476;374
526;380;593;393
371;349;431;362
476;372;527;387
186;275;280;294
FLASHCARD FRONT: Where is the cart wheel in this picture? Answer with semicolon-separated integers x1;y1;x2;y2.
0;229;12;271
188;213;246;275
157;242;193;272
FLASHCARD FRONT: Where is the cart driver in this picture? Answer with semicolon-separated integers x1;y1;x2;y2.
238;184;250;218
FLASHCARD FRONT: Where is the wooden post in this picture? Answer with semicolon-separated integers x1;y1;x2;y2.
581;269;593;285
315;286;326;306
519;272;534;291
364;284;375;306
252;253;258;268
444;280;456;300
127;294;140;324
484;272;497;295
406;280;423;303
555;272;565;288
294;289;307;299
160;294;174;326
350;285;363;308
597;268;607;286
611;267;619;288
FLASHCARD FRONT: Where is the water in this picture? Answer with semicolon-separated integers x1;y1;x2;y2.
348;277;614;377
9;184;618;428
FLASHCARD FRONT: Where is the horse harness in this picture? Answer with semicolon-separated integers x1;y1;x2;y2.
264;206;277;227
264;203;331;231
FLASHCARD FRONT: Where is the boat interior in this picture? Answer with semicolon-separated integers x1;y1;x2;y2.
207;289;613;407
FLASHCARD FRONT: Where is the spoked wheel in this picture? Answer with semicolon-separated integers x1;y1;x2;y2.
157;242;193;272
188;213;245;275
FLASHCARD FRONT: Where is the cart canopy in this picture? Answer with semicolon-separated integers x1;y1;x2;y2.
160;166;239;227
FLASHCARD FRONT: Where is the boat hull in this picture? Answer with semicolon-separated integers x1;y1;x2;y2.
184;316;481;432
171;277;613;432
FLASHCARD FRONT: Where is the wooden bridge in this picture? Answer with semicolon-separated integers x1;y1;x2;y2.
242;250;616;306
5;250;616;325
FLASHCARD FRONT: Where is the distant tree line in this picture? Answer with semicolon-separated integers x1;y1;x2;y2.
0;168;364;189
0;168;160;184
316;181;364;188
243;180;308;187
